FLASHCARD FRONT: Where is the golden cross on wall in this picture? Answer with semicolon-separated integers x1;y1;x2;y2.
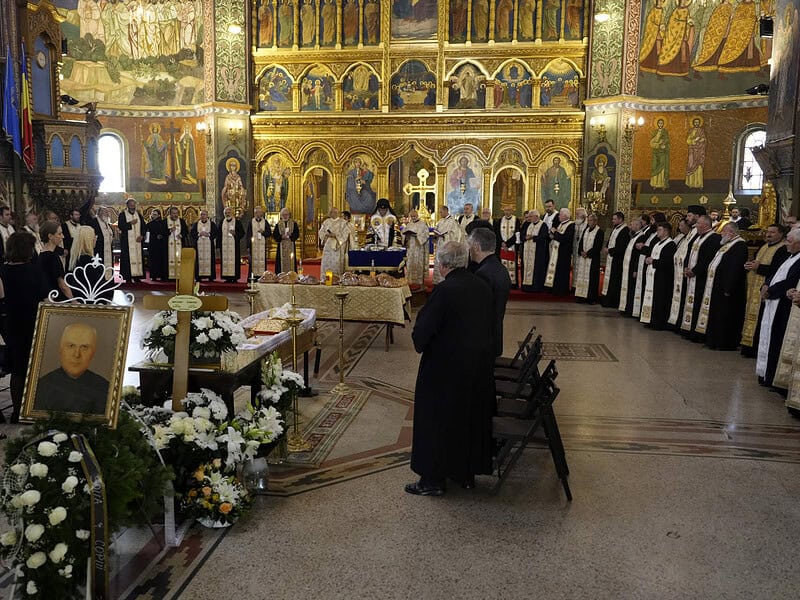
143;248;228;410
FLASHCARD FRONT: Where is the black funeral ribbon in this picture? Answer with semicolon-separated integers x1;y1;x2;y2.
72;434;109;600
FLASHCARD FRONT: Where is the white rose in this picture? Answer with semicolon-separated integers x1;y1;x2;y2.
29;463;48;478
25;552;46;569
208;328;223;341
0;530;17;546
10;463;28;476
196;332;209;345
161;325;176;336
26;580;37;595
37;441;58;457
48;542;68;564
48;507;67;526
24;524;45;542
75;530;90;541
20;490;41;507
61;476;79;494
193;317;207;330
52;433;68;444
192;406;211;419
67;451;83;463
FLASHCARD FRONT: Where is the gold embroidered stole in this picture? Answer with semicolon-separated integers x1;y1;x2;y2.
575;226;599;298
695;237;744;334
774;281;800;389
640;238;673;324
741;242;783;346
404;219;429;286
618;231;644;311
545;220;574;288
632;230;656;317
680;231;713;331
221;218;237;277
601;225;625;296
124;211;143;277
196;220;212;277
522;222;543;286
668;229;696;325
98;220;113;280
500;216;518;284
251;218;267;272
278;220;295;273
167;219;182;279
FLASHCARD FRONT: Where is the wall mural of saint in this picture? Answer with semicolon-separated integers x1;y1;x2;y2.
649;118;670;190
320;0;337;46
685;116;706;189
221;157;246;214
540;155;572;210
262;155;291;212
494;62;533;108
277;0;295;47
450;0;468;43
301;68;335;111
143;123;169;184
493;168;525;215
342;0;360;45
174;121;197;184
542;0;562;40
258;66;293;111
257;0;275;47
446;155;482;214
448;64;486;109
343;66;380;110
495;0;514;42
363;0;381;45
518;0;537;41
345;155;377;213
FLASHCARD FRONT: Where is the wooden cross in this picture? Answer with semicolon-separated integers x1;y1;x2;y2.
143;248;228;410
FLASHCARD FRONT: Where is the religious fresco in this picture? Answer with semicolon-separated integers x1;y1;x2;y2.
343;65;380;110
448;64;487;109
391;0;437;41
630;107;767;206
299;0;318;47
275;0;294;47
54;0;204;106
495;0;515;42
472;0;490;41
257;66;293;111
492;167;525;215
390;61;436;111
517;0;537;42
450;0;469;43
362;0;381;45
256;0;275;47
388;149;436;215
344;154;377;213
563;0;585;40
638;0;770;99
300;67;335;111
585;146;616;201
494;62;534;109
541;0;563;40
768;0;800;141
540;60;580;108
261;154;291;212
341;0;360;45
303;167;332;226
220;154;246;214
446;153;483;214
538;153;573;210
318;0;338;47
589;0;624;97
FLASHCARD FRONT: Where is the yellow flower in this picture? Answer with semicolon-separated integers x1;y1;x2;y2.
219;502;232;514
194;468;205;482
202;486;212;497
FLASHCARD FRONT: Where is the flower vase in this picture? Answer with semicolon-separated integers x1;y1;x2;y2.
241;456;270;495
198;516;233;528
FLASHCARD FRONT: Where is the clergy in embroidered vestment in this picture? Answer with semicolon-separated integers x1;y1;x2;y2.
319;207;349;276
572;207;588;284
165;206;190;280
22;212;42;255
343;211;359;250
741;224;788;356
191;210;218;281
520;210;549;292
620;215;652;316
669;205;704;327
600;211;630;308
0;206;15;262
368;199;401;248
457;203;478;235
145;209;167;281
680;215;722;340
93;206;115;281
117;198;144;283
403;209;430;289
432;206;464;285
544;208;575;295
218;207;245;283
574;213;604;303
272;207;300;273
617;217;643;313
630;213;661;319
247;206;272;279
62;209;82;270
494;206;520;286
781;290;800;415
640;221;677;330
755;229;800;388
542;199;557;229
667;219;692;327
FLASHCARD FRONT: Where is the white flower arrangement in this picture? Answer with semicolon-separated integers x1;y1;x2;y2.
142;309;247;363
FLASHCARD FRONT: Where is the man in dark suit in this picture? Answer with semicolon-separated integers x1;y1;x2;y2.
468;228;511;357
406;241;495;496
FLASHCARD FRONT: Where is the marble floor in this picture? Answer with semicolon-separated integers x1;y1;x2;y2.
5;294;800;599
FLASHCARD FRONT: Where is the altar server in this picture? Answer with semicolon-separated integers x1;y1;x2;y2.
403;209;430;289
319;207;349;276
247;206;271;280
165;206;190;280
272;207;300;273
191;210;218;281
218;207;244;283
544;208;574;295
520;210;549;292
117;198;144;283
640;221;676;329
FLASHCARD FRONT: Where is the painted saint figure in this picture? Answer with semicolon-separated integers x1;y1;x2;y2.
639;0;666;72
143;123;168;183
300;0;316;46
258;0;274;46
649;119;670;190
175;121;197;184
221;158;246;213
541;157;572;210
345;157;377;213
685;117;706;189
656;0;695;77
447;156;480;215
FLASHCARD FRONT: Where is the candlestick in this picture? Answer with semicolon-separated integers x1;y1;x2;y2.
332;286;350;394
285;304;311;453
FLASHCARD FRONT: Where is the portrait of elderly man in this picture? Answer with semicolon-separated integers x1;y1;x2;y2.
34;322;109;415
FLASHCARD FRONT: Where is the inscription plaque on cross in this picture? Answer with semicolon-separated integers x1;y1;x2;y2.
143;248;228;410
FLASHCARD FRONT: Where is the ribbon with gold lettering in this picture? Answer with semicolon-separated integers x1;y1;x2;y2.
72;435;109;599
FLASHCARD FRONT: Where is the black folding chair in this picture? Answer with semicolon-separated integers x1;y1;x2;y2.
494;324;536;369
494;335;543;382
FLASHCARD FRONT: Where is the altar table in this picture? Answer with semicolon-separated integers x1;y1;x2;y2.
346;249;406;272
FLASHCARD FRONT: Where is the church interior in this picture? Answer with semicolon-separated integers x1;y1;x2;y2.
0;0;799;597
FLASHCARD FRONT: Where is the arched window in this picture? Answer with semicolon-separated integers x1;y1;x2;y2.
734;126;767;195
97;133;125;193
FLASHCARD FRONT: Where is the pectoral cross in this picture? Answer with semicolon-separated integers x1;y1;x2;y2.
143;248;228;410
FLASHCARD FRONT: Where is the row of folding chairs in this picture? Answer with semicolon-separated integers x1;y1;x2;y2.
491;324;572;501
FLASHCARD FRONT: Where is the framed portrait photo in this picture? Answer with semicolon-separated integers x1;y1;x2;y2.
21;304;133;428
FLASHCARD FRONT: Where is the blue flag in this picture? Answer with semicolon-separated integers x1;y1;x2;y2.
2;45;21;158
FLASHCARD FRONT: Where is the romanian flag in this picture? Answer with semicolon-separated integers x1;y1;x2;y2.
20;42;34;171
1;45;21;158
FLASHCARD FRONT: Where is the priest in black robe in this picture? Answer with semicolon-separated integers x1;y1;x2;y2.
546;208;575;295
217;207;245;283
468;228;511;357
642;222;676;330
520;210;550;292
272;207;301;273
681;215;721;341
144;209;168;281
575;213;604;304
190;211;218;282
406;241;495;496
601;211;631;308
623;215;652;317
117;198;145;283
704;223;749;350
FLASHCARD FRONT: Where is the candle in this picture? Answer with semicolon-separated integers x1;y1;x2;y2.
325;270;333;285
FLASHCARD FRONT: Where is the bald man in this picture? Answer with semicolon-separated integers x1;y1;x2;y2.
34;323;109;415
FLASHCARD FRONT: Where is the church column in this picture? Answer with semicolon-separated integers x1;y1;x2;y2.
334;81;343;110
293;0;300;50
483;169;492;213
336;0;343;49
485;80;496;109
292;82;301;111
376;164;388;200
512;0;519;42
532;79;541;108
488;0;496;43
289;167;303;255
358;0;364;48
436;167;447;215
535;0;543;41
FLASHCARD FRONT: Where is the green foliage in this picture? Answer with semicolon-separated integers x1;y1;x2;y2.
105;59;121;84
69;34;107;62
60;58;74;80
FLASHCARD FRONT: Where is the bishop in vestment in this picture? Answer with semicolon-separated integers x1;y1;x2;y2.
218;207;245;282
117;198;144;283
247;206;272;280
406;242;495;496
600;211;630;308
574;213;604;303
272;208;300;273
319;207;349;276
520;210;549;292
640;222;676;330
680;215;721;340
402;209;430;289
544;208;575;295
191;210;218;281
695;223;749;350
